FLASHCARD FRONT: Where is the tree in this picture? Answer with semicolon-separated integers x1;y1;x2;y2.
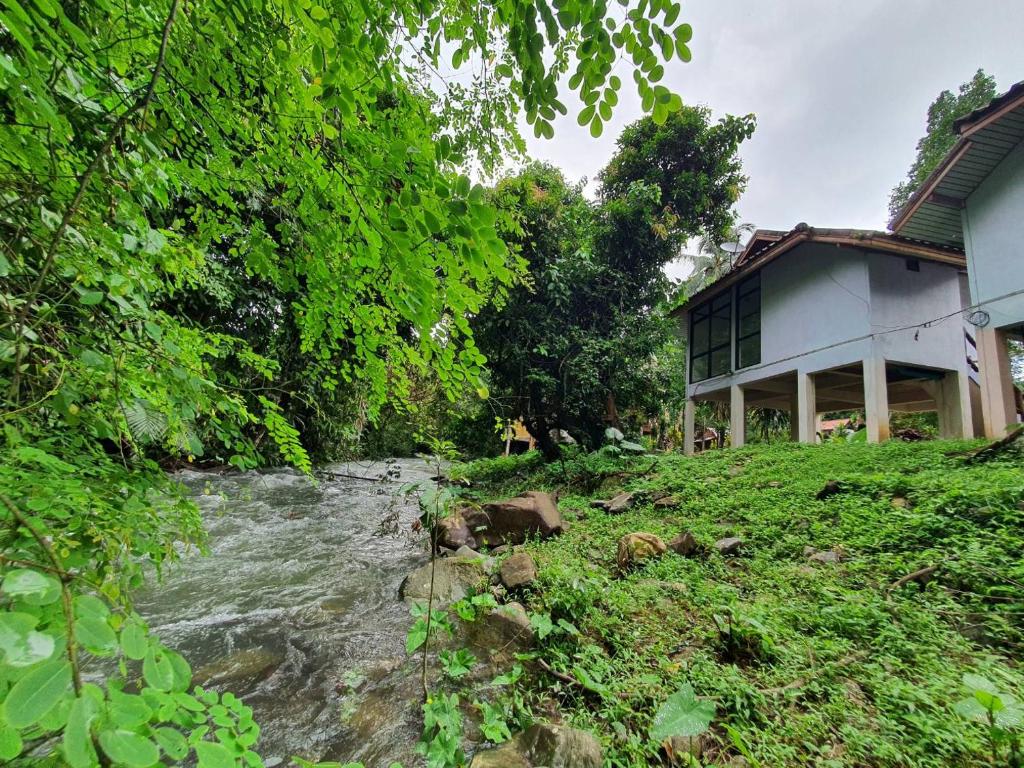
0;0;699;763
475;106;755;458
889;69;997;218
686;221;756;291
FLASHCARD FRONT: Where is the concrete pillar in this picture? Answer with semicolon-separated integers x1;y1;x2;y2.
730;385;745;448
789;392;800;442
795;371;817;443
683;399;695;456
863;357;890;443
976;327;1017;438
935;370;974;439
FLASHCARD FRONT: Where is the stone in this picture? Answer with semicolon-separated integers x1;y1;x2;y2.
193;647;282;686
399;557;488;608
891;496;909;508
816;480;843;500
463;602;534;669
459;492;566;547
500;552;538;589
607;492;637;514
809;549;841;564
589;499;610;511
616;532;667;569
802;546;817;557
470;724;602;768
667;531;700;557
454;545;484;559
653;496;679;509
714;537;743;556
490;544;511;556
665;734;704;764
436;514;477;550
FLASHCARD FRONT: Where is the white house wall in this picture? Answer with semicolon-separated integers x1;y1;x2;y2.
963;139;1024;330
684;243;968;401
867;253;967;372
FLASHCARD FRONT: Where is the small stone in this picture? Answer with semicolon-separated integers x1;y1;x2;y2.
891;496;909;508
500;552;538;589
665;734;704;764
714;537;743;556
668;532;700;556
653;496;679;509
803;546;817;556
809;549;840;564
490;544;510;556
766;481;782;488
816;480;843;500
616;532;667;569
607;492;637;514
454;545;484;559
470;724;603;768
589;499;610;511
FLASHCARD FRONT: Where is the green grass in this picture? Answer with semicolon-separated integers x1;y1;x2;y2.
459;440;1024;767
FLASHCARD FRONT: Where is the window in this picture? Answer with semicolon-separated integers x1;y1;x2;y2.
735;273;760;369
690;293;732;382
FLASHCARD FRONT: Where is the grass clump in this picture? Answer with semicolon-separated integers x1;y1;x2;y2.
460;440;1024;767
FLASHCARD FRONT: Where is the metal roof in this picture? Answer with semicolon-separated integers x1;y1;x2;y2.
890;80;1024;247
672;224;966;316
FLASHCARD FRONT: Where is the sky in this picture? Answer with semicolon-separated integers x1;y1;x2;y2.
517;0;1024;281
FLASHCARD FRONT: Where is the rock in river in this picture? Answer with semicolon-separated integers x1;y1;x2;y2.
399;557;488;608
470;724;603;768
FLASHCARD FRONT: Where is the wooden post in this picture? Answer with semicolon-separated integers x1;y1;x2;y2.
683;399;695;456
730;385;745;448
976;327;1017;438
796;371;817;443
863;357;890;443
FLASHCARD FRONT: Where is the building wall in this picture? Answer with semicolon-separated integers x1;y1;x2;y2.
867;252;967;372
963;139;1024;330
684;243;968;400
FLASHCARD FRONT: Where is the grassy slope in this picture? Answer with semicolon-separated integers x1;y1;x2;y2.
460;440;1024;767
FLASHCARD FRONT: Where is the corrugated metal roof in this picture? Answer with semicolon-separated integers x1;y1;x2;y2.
890;80;1024;246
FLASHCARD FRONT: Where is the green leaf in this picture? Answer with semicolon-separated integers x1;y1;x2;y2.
195;740;236;768
109;688;153;728
79;291;105;305
650;683;715;742
99;730;160;768
2;568;62;605
77;615;117;655
3;659;72;728
0;611;56;667
0;719;22;761
154;727;189;760
63;695;99;768
589;116;603;138
120;620;148;660
143;647;175;691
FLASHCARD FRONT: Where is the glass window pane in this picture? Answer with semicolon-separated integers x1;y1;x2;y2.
738;334;760;368
738;293;759;318
710;347;730;376
712;294;730;312
691;355;708;381
710;315;730;347
691;319;709;354
693;303;710;320
738;310;759;337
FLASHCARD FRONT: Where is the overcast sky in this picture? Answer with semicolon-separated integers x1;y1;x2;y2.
518;0;1024;281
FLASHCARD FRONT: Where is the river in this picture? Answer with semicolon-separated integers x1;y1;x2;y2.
135;459;436;767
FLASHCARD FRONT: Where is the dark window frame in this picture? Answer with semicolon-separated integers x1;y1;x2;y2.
735;272;761;370
689;292;732;382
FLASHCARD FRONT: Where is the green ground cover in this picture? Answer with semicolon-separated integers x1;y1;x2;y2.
460;440;1024;767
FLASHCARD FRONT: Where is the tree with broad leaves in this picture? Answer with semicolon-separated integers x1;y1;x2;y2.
889;69;997;219
475;106;755;459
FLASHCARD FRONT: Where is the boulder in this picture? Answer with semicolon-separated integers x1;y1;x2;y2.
589;499;610;511
714;537;743;556
459;492;566;547
668;532;700;557
399;557;488;608
436;514;477;550
464;602;534;664
653;496;679;509
470;724;602;768
607;492;637;514
454;545;485;559
500;552;538;589
616;532;667;569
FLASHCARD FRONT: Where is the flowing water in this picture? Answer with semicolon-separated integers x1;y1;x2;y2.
136;459;436;767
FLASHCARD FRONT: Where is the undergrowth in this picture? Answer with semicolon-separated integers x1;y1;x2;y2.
460;440;1024;767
